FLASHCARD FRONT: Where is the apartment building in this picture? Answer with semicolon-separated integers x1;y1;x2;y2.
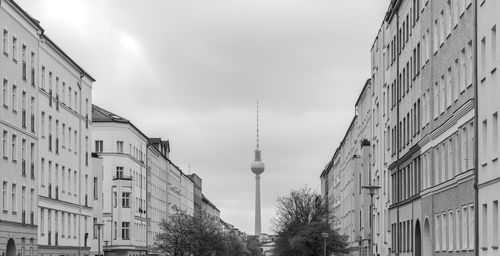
37;33;95;256
477;0;500;255
89;153;104;256
323;1;478;256
92;105;148;256
146;138;169;252
319;79;373;256
202;194;220;219
166;160;182;216
0;0;41;255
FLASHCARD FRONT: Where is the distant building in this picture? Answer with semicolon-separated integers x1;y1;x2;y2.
92;105;149;256
201;194;220;219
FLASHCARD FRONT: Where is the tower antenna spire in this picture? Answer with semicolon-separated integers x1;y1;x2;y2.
256;100;259;150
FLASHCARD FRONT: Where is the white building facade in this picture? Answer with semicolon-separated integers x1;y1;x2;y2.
1;0;41;255
92;105;148;256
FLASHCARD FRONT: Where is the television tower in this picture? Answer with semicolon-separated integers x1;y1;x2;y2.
251;101;265;236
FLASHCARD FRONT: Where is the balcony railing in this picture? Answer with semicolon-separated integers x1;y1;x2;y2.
22;210;26;224
22;159;26;176
113;175;132;181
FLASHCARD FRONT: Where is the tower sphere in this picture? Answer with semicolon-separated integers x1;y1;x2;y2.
251;161;265;175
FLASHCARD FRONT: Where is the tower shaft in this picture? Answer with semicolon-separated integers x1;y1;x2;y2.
255;174;261;235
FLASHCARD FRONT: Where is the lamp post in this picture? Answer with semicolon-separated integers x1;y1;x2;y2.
95;223;104;256
362;185;381;256
322;232;329;256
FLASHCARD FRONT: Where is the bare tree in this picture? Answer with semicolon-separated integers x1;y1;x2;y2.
272;186;348;256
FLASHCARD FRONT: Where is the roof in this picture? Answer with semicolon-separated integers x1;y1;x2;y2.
92;104;148;139
41;35;96;82
354;78;372;107
202;194;220;212
4;0;44;32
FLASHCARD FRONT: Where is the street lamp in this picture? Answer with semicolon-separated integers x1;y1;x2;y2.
95;223;105;256
321;232;329;256
362;185;381;256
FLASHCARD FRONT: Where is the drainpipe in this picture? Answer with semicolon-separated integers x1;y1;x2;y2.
473;0;479;255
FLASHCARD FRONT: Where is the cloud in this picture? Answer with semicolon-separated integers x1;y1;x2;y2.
17;0;390;234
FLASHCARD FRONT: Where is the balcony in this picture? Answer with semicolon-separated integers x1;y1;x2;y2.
22;210;26;224
113;175;132;181
30;162;34;179
22;159;26;176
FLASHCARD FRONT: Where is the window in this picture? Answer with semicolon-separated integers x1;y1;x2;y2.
2;130;7;158
492;26;497;70
482;204;488;248
93;217;98;238
11;84;17;111
12;36;17;61
11;134;16;161
469;204;475;249
116;166;123;179
117;141;123;153
2;29;8;54
122;192;130;208
95;140;103;153
113;192;117;208
40;208;44;235
435;214;441;251
2;78;8;108
11;183;16;213
2;181;7;211
122;222;130;240
481;37;486;79
494;201;499;246
93;177;98;200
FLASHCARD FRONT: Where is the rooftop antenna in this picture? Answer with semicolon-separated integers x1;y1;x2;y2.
256;100;260;150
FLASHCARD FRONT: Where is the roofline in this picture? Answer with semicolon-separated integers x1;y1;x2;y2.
355;78;372;107
92;105;148;140
384;0;402;23
41;34;96;82
202;194;220;212
3;0;44;32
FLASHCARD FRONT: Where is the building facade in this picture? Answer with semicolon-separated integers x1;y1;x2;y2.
477;0;500;255
1;0;41;255
322;2;479;256
146;138;169;253
92;105;148;256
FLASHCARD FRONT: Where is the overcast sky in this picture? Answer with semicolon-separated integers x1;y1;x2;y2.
18;0;390;234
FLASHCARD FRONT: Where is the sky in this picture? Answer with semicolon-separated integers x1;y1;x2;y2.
17;0;390;234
